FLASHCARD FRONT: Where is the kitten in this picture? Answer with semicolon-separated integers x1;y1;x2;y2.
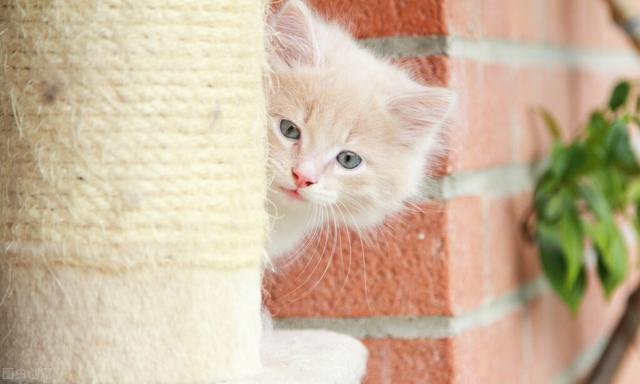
265;0;456;260
255;2;456;382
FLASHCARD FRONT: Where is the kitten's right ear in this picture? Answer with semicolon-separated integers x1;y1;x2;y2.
270;0;320;68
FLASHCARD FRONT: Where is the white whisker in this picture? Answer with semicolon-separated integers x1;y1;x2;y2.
336;200;372;312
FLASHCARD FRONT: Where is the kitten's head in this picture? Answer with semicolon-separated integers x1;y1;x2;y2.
266;0;455;228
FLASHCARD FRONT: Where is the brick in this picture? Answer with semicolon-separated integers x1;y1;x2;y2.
445;0;482;38
525;292;583;383
515;65;636;171
510;0;549;42
479;0;510;39
563;0;631;50
276;0;637;51
613;334;640;384
306;0;446;39
264;202;451;317
446;0;553;42
446;0;633;49
513;65;551;163
515;66;573;163
446;0;522;40
360;277;636;384
445;0;634;49
578;271;636;345
539;0;568;44
526;274;635;382
362;312;527;384
569;70;640;151
363;338;454;384
486;193;540;296
264;198;485;317
447;197;486;312
573;70;631;126
453;311;528;384
447;59;514;171
483;0;543;42
363;311;529;384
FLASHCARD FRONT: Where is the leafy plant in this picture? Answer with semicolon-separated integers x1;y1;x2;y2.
533;80;640;312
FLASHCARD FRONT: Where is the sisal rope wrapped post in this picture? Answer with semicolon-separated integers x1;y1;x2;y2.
0;1;266;382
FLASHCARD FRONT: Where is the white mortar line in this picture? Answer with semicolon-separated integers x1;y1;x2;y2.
448;36;640;72
418;161;546;201
551;336;609;384
359;35;447;59
273;277;548;339
359;35;640;72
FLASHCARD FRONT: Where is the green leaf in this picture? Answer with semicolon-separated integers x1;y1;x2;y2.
596;246;626;297
567;268;588;313
634;203;640;235
626;179;640;201
605;120;640;174
578;184;613;221
592;169;627;209
586;112;609;149
544;192;568;222
539;108;562;140
609;81;631;111
551;143;589;181
558;208;584;289
537;224;588;312
579;183;627;296
587;222;627;297
534;169;557;217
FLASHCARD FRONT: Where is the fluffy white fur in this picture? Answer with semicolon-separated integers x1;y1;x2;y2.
221;328;368;384
265;0;456;259
256;329;369;384
256;2;456;383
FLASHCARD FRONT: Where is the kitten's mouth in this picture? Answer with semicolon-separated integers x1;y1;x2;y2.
280;186;305;201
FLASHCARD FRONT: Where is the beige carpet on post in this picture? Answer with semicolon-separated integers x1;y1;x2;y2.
0;1;266;382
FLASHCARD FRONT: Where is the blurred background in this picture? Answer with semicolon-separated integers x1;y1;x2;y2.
265;1;640;383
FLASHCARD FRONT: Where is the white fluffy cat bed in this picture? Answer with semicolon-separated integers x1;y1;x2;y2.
0;1;366;383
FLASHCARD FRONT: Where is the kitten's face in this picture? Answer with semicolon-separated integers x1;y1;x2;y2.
267;0;455;227
267;70;427;227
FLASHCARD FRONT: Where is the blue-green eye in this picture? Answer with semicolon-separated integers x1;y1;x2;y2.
336;151;362;169
279;119;301;140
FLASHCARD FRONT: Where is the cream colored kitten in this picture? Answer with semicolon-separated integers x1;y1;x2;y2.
265;0;455;260
255;2;455;382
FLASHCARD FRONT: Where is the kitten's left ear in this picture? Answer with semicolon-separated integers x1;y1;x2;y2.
387;85;456;146
270;0;320;68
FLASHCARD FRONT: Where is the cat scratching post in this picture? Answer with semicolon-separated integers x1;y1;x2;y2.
0;1;266;382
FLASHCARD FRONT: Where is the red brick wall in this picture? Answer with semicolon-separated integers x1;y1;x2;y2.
265;1;640;382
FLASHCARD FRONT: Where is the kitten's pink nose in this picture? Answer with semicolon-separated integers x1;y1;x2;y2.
292;168;316;188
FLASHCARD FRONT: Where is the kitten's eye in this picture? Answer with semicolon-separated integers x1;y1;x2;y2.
336;151;362;169
279;119;301;140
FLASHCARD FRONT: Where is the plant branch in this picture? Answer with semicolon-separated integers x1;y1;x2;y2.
603;0;640;51
587;287;640;384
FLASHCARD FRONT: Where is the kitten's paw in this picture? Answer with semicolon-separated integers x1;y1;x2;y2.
259;329;368;384
214;329;367;384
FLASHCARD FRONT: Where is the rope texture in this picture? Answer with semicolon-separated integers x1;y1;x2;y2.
0;0;267;271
